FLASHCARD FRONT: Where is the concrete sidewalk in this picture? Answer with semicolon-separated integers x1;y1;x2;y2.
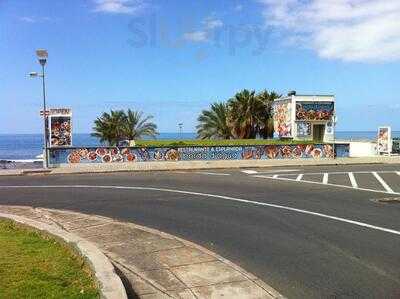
0;205;283;299
1;156;399;176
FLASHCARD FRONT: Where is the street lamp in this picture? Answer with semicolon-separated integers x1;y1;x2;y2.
178;123;183;139
30;49;49;168
333;114;337;159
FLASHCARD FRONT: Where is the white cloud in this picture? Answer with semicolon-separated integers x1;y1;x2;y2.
183;31;209;42
19;16;36;23
93;0;146;15
234;4;243;11
183;17;223;43
258;0;400;62
18;16;55;23
203;17;223;30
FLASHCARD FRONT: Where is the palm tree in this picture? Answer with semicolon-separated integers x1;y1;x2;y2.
196;102;231;139
123;109;158;140
256;90;280;139
92;109;158;145
227;89;260;139
92;110;126;145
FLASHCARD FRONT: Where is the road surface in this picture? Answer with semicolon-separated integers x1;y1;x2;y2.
0;163;400;298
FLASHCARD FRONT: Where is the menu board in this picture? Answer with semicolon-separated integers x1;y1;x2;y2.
377;127;391;154
48;108;72;147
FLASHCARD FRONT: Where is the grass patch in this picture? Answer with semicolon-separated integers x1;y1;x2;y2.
0;219;99;299
135;139;316;148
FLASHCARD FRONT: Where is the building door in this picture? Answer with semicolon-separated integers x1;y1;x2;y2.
313;124;325;142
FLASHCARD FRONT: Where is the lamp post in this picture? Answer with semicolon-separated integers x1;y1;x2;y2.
30;49;49;168
178;123;183;139
332;114;337;159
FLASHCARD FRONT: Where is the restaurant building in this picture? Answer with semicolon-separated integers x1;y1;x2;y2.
273;92;335;142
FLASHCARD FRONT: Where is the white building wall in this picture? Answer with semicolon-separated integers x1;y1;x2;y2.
349;142;377;157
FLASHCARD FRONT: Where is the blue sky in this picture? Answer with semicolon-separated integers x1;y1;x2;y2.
1;0;400;134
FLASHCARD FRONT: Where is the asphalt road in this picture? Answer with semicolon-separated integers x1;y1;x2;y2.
1;164;400;298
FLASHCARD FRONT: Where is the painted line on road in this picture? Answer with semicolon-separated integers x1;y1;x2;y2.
1;185;400;236
256;169;300;174
348;172;358;188
241;170;258;175
275;170;400;176
241;169;300;175
323;173;329;185
194;172;231;176
372;172;395;194
253;175;400;197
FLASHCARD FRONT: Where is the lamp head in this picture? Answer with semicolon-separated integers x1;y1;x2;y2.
36;49;48;59
36;49;48;66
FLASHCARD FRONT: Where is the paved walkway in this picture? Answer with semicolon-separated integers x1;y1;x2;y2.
0;205;282;299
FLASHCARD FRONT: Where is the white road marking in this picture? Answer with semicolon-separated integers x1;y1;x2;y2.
241;169;300;175
1;185;400;236
195;172;231;176
323;173;329;185
277;170;400;176
241;170;258;175
372;172;395;194
348;172;358;188
253;175;400;197
296;174;303;181
256;169;300;174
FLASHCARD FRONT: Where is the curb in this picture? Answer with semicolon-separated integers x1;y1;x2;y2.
0;206;285;298
0;212;128;299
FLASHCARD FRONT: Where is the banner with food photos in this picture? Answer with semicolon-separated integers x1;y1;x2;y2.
296;102;334;121
48;108;72;147
48;143;350;165
50;116;72;147
273;101;292;138
377;127;392;154
297;122;312;137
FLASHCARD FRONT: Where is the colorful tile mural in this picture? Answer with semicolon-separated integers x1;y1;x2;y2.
48;144;349;165
297;122;312;137
296;102;334;121
273;101;292;138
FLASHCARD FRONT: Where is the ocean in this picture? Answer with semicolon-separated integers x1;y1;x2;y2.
0;133;196;161
0;132;399;161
